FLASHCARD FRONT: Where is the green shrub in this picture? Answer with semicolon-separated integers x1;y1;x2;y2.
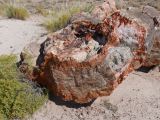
0;55;48;119
0;55;18;80
0;79;47;119
5;5;29;20
0;112;4;120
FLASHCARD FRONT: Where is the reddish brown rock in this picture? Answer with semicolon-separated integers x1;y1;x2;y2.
21;2;160;104
34;11;147;103
92;0;117;21
91;0;125;21
121;6;160;66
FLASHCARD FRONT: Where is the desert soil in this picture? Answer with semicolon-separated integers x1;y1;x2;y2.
0;1;160;120
0;16;47;55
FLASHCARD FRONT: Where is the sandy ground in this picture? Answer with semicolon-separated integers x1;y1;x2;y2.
0;16;46;55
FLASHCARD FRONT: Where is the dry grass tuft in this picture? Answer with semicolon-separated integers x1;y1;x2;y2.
43;2;94;32
5;5;29;20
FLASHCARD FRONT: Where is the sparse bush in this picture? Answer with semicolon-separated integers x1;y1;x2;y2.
43;11;71;32
35;4;49;16
43;2;94;32
0;55;48;119
0;4;6;15
5;5;29;20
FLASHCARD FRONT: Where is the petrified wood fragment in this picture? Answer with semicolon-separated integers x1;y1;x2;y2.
34;11;148;103
21;1;160;104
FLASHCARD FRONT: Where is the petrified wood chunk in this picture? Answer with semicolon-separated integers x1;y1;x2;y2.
25;1;160;104
34;11;147;103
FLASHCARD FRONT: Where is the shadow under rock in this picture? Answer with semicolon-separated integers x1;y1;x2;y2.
48;91;95;108
136;65;156;73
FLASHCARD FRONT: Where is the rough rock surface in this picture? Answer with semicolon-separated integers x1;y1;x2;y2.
92;0;125;21
92;0;117;21
121;5;160;66
27;1;160;104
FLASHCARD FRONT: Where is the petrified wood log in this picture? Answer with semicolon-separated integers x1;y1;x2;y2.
30;1;160;103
